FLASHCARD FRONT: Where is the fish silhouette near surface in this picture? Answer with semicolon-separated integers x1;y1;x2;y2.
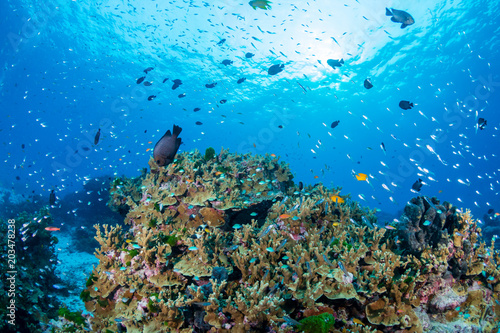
327;59;344;69
386;8;415;29
249;0;271;10
399;100;413;110
364;78;373;89
153;125;182;167
245;52;255;58
172;79;182;90
268;64;284;75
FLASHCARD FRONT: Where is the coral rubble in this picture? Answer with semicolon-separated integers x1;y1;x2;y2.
71;150;499;332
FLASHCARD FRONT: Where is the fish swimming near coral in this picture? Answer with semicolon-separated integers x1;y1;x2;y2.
412;178;423;191
327;58;344;69
49;190;56;206
386;8;415;29
399;100;413;110
153;125;182;167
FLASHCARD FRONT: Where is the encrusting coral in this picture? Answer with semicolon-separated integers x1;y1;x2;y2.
54;149;499;332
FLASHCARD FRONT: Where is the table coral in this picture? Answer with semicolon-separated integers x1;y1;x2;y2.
67;150;500;333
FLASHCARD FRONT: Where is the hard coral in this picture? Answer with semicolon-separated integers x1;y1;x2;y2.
78;152;500;333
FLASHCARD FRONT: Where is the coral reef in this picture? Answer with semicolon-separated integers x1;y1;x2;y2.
0;208;63;333
67;150;499;332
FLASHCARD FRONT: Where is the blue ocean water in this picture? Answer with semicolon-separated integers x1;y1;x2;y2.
1;0;499;224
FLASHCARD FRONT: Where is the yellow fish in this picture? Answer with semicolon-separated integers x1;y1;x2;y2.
330;195;345;204
249;0;271;10
355;173;368;181
353;318;364;325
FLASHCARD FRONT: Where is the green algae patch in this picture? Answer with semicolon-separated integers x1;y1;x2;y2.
297;313;335;333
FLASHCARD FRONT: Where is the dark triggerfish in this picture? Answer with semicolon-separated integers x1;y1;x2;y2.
153;125;182;167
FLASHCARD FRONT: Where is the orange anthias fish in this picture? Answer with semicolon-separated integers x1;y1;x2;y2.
45;227;60;231
355;173;368;181
330;195;345;204
279;214;291;219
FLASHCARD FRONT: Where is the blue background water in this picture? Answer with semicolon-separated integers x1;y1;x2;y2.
1;0;499;223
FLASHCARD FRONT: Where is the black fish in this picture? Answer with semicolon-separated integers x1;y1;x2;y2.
49;190;56;206
172;79;182;90
163;78;169;83
245;52;254;58
178;93;186;98
278;125;283;129
331;120;340;129
237;77;246;84
364;78;373;89
268;64;284;75
478;117;487;130
193;107;201;112
327;59;344;69
221;59;233;66
399;100;413;110
381;142;386;152
487;208;495;214
94;128;101;145
205;82;217;88
143;81;152;86
217;38;226;45
136;76;146;84
220;99;227;104
412;178;423;192
195;121;203;125
148;95;156;101
144;67;154;73
386;8;415;29
21;144;25;149
153;125;182;167
299;181;303;191
16;176;20;180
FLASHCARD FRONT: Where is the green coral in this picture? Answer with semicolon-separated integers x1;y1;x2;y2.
80;290;91;302
58;307;86;326
297;313;335;333
86;272;98;287
204;147;216;161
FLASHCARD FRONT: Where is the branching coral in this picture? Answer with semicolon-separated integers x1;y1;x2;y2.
70;151;500;333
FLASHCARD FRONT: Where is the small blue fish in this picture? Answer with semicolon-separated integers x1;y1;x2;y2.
423;220;432;226
362;216;374;228
315;198;325;206
276;239;287;251
250;258;257;263
232;224;242;229
338;261;349;275
292;216;299;221
189;246;198;251
250;212;258;216
266;247;274;252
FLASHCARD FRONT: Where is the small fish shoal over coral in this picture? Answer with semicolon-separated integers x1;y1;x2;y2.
75;149;500;332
